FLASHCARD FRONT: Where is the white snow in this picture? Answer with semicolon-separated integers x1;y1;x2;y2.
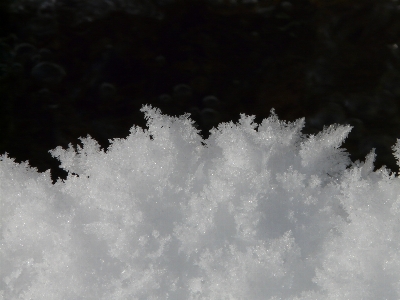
1;105;400;299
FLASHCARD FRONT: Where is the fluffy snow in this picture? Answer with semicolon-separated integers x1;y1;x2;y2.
1;105;400;299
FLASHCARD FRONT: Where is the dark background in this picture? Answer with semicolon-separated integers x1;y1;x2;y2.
1;0;400;182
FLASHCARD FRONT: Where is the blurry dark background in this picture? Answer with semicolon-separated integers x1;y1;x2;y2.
1;0;400;182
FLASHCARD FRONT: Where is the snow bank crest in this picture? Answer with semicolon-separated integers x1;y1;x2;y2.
1;105;400;299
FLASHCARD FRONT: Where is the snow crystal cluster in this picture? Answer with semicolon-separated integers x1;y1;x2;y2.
1;105;400;299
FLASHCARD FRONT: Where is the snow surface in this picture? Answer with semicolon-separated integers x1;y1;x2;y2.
1;105;400;299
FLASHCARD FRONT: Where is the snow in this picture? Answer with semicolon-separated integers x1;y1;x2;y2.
1;105;400;299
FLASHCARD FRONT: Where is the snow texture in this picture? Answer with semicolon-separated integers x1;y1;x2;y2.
1;105;400;299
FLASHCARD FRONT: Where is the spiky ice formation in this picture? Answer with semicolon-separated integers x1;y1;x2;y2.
1;105;400;299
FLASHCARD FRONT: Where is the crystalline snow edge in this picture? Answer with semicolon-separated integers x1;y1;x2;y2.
2;105;400;299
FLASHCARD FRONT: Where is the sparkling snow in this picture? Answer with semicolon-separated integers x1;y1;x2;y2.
1;105;400;299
